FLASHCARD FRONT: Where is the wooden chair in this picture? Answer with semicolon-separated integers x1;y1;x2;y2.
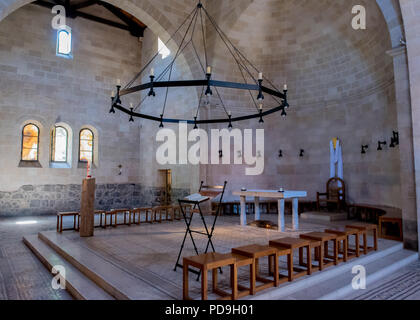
317;177;346;211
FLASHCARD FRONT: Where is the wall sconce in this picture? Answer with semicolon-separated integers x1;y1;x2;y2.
361;145;369;154
377;141;387;151
219;150;223;158
257;151;262;158
237;150;242;158
299;149;305;157
118;164;123;176
390;131;399;148
278;150;283;158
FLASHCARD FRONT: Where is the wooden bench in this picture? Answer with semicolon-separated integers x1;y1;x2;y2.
379;210;403;242
56;212;80;233
347;204;386;224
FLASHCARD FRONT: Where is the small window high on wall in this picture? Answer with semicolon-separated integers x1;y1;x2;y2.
79;129;94;163
21;124;40;162
51;126;68;163
56;27;72;58
158;37;171;59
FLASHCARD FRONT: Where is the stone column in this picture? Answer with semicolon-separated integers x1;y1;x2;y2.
387;46;418;250
80;178;96;237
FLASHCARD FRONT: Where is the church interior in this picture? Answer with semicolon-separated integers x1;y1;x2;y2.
0;0;420;301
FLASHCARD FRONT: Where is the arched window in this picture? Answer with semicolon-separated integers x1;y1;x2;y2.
56;27;72;58
51;126;68;162
21;124;40;161
79;129;94;163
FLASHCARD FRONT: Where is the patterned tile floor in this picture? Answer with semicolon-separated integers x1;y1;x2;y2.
0;216;72;300
0;213;418;300
348;260;420;300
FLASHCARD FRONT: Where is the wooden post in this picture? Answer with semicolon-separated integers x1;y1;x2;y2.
80;178;95;237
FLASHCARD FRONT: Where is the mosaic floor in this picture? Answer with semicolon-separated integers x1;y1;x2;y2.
0;213;418;300
0;216;72;300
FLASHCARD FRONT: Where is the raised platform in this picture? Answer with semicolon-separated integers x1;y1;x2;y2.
23;214;417;300
300;211;347;223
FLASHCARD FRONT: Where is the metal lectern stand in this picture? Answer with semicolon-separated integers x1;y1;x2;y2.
174;181;227;278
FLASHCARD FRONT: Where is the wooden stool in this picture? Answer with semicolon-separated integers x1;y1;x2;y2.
231;244;279;295
346;223;378;254
300;232;338;269
56;212;80;233
183;253;237;300
103;210;117;229
325;227;361;259
307;240;323;272
172;206;182;221
269;237;311;281
112;209;131;226
164;206;175;221
94;210;106;228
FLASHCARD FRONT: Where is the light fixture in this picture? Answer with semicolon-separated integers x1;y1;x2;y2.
109;1;290;128
219;150;223;158
361;145;369;154
377;141;387;151
299;149;305;157
279;150;283;158
228;113;233;129
129;103;134;122
193;117;198;130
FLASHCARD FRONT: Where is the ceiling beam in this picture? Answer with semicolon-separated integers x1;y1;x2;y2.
33;1;132;33
97;1;145;37
71;0;98;11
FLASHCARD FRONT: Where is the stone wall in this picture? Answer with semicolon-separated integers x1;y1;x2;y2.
0;183;189;217
202;0;402;209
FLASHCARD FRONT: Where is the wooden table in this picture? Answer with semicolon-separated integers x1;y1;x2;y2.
232;190;307;232
231;244;279;295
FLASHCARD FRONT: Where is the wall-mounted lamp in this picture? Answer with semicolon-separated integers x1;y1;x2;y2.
278;150;283;158
219;150;223;158
118;164;123;176
237;150;242;158
299;149;305;157
257;151;262;158
390;131;399;148
377;141;387;151
361;145;369;154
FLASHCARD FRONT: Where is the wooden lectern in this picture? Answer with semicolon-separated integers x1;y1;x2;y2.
80;178;96;237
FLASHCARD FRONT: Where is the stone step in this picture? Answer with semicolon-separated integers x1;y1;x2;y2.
247;241;415;300
38;231;173;300
23;235;114;300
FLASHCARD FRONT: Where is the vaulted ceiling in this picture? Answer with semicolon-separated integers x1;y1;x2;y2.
33;0;147;37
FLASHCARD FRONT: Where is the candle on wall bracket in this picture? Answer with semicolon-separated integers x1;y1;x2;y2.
390;131;399;148
361;145;369;154
299;149;305;157
377;141;387;151
278;150;283;158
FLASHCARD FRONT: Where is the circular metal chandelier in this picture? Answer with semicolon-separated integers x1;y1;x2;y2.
109;1;290;128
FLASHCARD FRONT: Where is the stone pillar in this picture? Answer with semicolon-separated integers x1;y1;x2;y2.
80;178;96;237
387;46;418;250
